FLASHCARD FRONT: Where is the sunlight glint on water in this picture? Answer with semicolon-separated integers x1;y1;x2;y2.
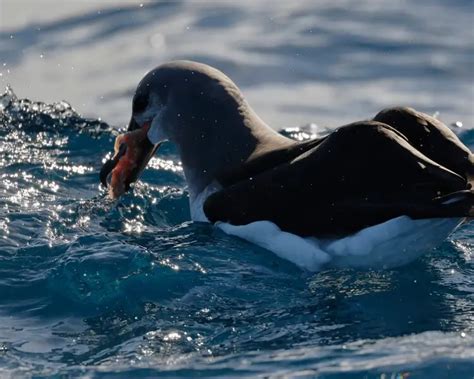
0;0;473;375
0;86;473;378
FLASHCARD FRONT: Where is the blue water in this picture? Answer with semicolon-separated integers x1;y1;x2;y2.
0;86;473;378
1;0;474;377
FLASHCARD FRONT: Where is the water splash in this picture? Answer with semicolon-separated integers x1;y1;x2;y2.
0;87;473;378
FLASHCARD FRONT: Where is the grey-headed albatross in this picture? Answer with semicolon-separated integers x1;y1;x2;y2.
100;61;473;270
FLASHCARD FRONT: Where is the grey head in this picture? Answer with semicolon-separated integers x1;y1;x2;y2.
123;60;294;197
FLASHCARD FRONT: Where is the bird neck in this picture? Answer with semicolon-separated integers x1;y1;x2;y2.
177;108;294;198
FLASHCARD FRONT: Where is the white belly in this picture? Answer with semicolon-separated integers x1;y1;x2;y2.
189;182;221;222
217;217;464;271
189;185;464;271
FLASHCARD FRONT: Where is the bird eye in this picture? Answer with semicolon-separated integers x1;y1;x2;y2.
133;94;148;113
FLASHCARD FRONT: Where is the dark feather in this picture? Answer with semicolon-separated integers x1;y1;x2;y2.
204;121;472;237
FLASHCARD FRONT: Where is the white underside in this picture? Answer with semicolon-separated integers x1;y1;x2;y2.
190;185;464;271
217;217;463;271
189;182;221;222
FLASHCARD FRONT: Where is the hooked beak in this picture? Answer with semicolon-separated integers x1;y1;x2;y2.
99;117;161;198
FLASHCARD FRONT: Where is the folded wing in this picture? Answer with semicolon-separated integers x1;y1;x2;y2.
204;122;473;237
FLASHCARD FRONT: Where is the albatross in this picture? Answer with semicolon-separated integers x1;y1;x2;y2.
100;60;473;270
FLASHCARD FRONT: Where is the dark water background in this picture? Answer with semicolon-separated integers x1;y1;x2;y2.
0;1;473;378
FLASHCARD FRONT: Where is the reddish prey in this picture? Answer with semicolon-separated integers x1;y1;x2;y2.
105;123;159;199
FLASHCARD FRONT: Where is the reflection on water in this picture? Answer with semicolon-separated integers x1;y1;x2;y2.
0;0;473;376
1;0;473;128
0;87;472;377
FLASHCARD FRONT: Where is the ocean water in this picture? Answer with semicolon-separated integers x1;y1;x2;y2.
0;86;473;378
0;1;473;378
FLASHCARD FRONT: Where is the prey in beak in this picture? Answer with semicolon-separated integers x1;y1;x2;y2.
100;121;160;199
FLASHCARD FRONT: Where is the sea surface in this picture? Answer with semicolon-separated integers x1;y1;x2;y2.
0;1;473;378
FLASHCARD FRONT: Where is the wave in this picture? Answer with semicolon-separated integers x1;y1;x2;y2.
0;86;473;377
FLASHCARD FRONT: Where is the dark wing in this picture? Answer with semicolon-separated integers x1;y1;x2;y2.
204;121;473;238
374;106;474;184
215;137;326;187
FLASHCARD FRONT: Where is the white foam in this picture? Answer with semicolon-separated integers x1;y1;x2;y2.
217;217;465;271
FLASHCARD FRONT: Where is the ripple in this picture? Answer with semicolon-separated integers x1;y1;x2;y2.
0;86;473;378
